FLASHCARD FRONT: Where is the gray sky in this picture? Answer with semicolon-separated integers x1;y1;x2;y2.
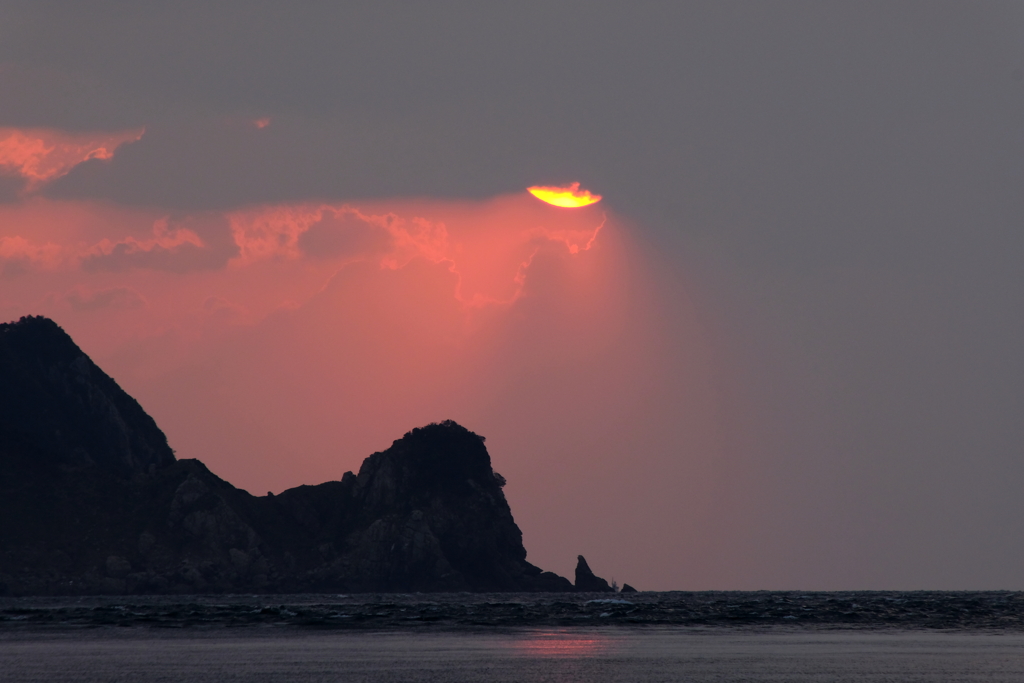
2;1;1023;588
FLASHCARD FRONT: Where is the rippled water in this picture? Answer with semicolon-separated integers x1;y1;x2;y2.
3;629;1024;682
2;591;1023;630
3;592;1024;681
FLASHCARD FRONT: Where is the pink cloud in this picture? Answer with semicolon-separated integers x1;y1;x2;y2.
224;196;606;307
0;126;144;192
80;217;230;273
0;235;62;274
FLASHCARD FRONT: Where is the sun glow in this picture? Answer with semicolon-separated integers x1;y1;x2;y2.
527;182;602;208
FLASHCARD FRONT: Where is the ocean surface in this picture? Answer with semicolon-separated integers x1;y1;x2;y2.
3;592;1024;682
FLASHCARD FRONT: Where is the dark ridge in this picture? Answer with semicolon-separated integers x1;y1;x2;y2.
0;316;594;595
0;315;175;476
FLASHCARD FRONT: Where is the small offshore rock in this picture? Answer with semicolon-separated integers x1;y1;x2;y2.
574;555;615;592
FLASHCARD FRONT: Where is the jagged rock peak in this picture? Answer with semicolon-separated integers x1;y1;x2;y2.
0;315;175;476
575;554;615;593
346;419;535;591
1;315;84;365
357;420;505;504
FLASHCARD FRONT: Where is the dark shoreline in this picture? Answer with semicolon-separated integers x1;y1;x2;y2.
3;591;1022;632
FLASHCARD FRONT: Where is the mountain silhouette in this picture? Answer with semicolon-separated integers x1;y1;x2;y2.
0;316;624;595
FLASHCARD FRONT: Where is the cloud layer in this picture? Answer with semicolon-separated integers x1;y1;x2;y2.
0;126;143;192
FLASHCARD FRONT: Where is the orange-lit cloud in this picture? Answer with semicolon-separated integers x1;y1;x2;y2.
0;189;609;323
225;193;606;306
0;235;63;273
0;127;144;191
81;218;219;273
228;205;360;265
528;182;602;208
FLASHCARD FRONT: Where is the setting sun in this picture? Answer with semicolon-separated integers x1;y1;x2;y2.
527;182;602;208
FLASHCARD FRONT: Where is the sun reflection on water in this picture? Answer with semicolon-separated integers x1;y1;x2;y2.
511;630;617;658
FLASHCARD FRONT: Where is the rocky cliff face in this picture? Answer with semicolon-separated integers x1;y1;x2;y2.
0;316;613;595
289;422;569;592
0;316;174;476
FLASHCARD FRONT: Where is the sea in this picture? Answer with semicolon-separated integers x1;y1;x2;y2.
2;591;1023;682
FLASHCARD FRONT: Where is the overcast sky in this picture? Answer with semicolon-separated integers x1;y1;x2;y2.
2;1;1023;589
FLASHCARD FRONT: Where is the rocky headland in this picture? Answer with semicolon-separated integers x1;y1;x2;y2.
0;316;622;595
